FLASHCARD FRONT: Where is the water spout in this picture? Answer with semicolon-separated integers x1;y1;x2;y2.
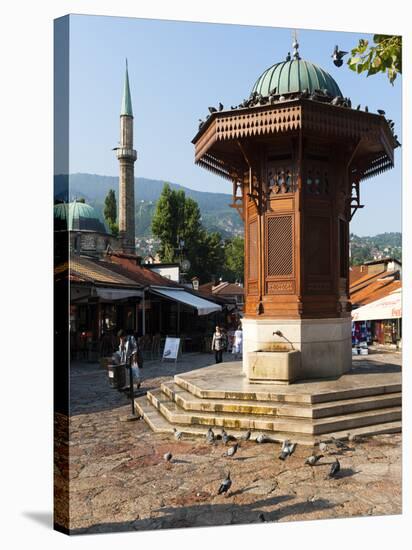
273;330;295;350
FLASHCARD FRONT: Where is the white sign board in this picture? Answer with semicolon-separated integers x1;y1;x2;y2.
162;337;181;362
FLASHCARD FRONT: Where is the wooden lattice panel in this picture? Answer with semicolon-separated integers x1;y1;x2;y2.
248;219;258;281
266;215;294;277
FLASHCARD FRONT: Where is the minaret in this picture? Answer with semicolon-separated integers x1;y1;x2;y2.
116;60;137;253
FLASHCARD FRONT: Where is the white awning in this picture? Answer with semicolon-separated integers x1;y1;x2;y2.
94;288;143;301
352;290;402;322
150;287;221;315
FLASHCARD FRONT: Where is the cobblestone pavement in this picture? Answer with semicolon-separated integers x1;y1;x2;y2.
57;349;402;534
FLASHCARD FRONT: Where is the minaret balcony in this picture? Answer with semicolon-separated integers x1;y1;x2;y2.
116;147;137;161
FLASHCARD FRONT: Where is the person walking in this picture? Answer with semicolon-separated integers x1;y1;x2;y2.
211;326;225;364
118;329;141;390
232;324;243;361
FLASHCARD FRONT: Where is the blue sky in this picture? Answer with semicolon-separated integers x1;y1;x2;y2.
68;15;402;236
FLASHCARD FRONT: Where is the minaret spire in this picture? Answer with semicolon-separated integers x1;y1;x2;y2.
116;59;137;253
121;58;133;116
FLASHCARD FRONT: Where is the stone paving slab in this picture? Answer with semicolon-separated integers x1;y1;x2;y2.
57;350;402;534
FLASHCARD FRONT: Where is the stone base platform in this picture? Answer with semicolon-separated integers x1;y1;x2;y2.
135;361;401;446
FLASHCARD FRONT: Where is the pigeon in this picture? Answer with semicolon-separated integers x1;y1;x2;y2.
329;458;341;478
279;440;296;460
331;436;350;451
208;106;217;114
285;52;291;61
221;428;230;445
163;451;173;462
365;105;369;113
223;443;239;458
377;109;386;115
241;429;251;441
305;454;324;466
256;434;275;444
356;104;361;110
173;428;183;441
206;427;215;444
258;513;266;522
331;95;342;106
218;102;224;111
319;441;329;453
217;471;232;495
332;45;348;67
269;87;277;95
198;119;204;130
230;105;238;110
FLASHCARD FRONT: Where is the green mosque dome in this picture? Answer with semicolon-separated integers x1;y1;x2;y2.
54;201;109;233
251;44;343;98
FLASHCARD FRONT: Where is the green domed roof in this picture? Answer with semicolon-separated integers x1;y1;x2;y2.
54;201;109;233
252;57;342;98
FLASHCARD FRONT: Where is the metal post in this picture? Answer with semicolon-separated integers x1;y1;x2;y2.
126;355;139;421
142;289;146;335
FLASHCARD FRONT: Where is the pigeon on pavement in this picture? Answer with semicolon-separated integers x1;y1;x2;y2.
217;471;232;496
329;458;341;478
331;436;350;451
163;452;172;462
319;441;329;452
241;429;251;441
221;428;230;445
279;440;296;460
206;427;215;444
305;454;324;466
173;428;183;441
256;434;275;444
223;443;239;458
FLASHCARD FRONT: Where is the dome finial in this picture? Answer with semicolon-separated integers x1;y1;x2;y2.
292;29;300;60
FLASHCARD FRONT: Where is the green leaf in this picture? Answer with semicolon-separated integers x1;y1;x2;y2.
349;56;361;66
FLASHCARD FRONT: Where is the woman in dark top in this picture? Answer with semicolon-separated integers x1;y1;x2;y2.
211;326;226;364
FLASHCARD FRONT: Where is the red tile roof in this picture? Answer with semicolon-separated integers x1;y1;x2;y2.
98;253;180;287
350;275;401;308
349;265;368;285
349;268;388;294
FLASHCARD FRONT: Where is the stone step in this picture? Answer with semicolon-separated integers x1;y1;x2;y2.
134;395;401;445
146;388;402;435
174;365;401;405
162;381;401;419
